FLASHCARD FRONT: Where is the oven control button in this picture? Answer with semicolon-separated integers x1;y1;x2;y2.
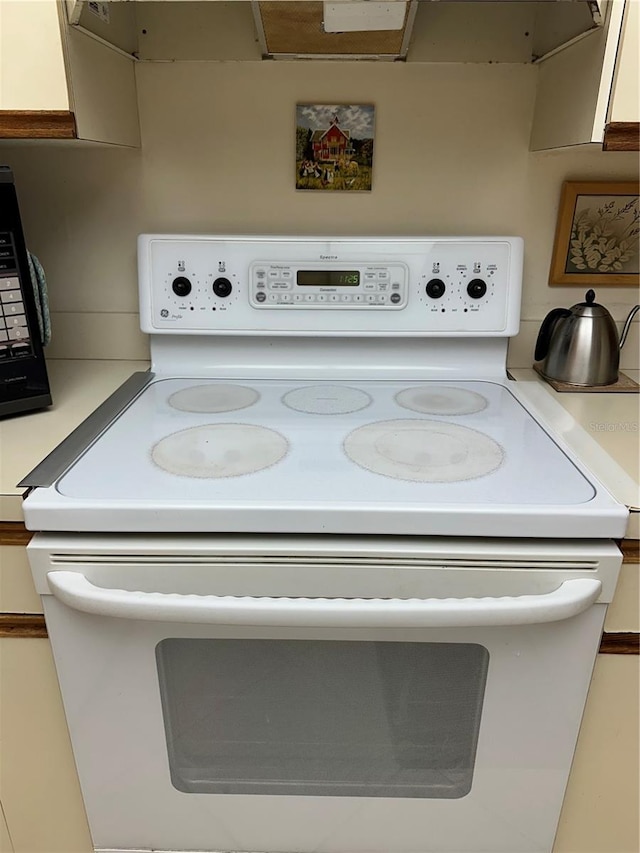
255;291;266;303
213;277;233;298
467;278;487;299
426;278;446;299
390;293;402;304
171;276;192;297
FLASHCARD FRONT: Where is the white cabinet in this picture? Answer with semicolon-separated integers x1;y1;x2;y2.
0;1;69;113
607;0;639;126
554;654;640;853
0;0;139;146
0;636;94;853
0;539;93;853
531;0;639;151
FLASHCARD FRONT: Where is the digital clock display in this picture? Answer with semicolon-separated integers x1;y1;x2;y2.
297;270;360;287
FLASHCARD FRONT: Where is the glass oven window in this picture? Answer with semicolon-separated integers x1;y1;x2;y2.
156;639;489;798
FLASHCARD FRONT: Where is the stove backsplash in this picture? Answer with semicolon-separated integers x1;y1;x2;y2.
2;60;638;367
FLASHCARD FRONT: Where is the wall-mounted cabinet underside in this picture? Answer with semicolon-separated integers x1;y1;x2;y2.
72;1;605;63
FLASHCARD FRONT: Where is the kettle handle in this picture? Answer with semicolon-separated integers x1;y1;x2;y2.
619;305;640;349
534;308;572;362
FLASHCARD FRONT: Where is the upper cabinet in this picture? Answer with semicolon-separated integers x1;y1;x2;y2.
0;0;140;146
531;0;639;151
0;0;636;151
606;0;639;146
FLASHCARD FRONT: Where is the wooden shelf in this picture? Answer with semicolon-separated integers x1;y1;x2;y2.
599;632;640;654
0;614;47;638
0;110;77;140
620;539;640;562
603;122;640;151
0;522;33;546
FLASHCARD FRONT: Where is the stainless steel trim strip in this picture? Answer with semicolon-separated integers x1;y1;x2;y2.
17;371;154;488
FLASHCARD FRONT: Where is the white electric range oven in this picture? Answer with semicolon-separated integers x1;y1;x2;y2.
22;236;626;853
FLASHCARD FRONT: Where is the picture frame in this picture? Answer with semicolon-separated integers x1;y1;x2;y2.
549;181;640;287
295;104;375;192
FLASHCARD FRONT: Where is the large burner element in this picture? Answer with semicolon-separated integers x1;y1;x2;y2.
395;387;487;416
344;419;504;483
168;384;259;413
151;424;288;478
282;384;372;415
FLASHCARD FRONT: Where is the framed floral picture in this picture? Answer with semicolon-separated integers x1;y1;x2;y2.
295;104;375;192
549;181;640;286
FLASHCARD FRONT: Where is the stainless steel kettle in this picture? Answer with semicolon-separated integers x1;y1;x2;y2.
534;290;640;386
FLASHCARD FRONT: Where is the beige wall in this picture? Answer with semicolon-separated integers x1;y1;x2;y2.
1;59;638;365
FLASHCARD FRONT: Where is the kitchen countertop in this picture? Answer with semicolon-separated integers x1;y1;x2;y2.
510;369;639;538
0;359;149;522
1;360;638;537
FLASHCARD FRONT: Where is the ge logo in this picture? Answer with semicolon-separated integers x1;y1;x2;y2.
160;309;169;318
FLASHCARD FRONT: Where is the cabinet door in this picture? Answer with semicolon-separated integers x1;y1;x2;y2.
0;0;69;111
554;655;640;853
530;0;635;150
0;0;139;145
59;16;140;146
0;544;41;614
608;0;639;123
0;637;93;853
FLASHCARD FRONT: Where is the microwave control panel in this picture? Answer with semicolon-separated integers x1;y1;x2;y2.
139;235;524;336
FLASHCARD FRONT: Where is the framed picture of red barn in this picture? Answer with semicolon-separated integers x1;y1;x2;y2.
296;104;375;192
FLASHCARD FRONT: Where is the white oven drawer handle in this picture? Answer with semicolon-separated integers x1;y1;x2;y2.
46;572;602;628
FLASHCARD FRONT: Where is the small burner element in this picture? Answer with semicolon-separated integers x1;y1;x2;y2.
151;424;288;478
282;384;372;415
395;386;487;416
344;419;504;482
168;384;259;413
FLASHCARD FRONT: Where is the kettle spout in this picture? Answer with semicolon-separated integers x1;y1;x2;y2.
619;304;640;349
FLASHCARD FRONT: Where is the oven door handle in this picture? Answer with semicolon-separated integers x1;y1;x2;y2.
46;572;602;627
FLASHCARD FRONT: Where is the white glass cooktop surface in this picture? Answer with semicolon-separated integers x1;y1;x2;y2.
57;379;595;506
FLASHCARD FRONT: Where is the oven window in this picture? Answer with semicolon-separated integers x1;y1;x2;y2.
156;639;488;798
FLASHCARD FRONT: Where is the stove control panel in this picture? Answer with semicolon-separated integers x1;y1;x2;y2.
139;235;523;336
249;262;408;309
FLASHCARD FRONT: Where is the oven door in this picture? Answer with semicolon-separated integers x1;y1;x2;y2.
31;539;613;853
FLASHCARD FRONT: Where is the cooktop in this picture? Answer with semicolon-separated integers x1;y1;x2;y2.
55;378;593;506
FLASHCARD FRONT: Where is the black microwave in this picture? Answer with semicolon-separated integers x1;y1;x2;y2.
0;167;51;417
